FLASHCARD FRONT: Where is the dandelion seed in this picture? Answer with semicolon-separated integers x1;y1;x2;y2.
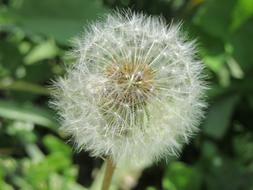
51;11;207;168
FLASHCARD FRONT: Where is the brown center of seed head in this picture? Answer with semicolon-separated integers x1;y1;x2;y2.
105;63;155;106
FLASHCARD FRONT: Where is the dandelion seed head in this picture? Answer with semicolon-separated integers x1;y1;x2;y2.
51;10;207;167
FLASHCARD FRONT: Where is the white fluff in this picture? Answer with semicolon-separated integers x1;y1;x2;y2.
51;11;207;167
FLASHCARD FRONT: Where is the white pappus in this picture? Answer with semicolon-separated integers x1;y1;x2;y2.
51;11;207;167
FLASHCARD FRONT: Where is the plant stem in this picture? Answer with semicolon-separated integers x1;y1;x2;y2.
101;157;116;190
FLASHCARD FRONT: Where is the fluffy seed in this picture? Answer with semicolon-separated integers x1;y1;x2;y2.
51;11;207;167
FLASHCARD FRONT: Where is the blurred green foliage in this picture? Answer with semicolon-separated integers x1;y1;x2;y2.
0;0;253;189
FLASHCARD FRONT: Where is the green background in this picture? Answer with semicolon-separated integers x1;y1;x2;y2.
0;0;253;189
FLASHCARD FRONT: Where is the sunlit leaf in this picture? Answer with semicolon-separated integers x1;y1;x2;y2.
0;80;50;95
231;0;253;30
43;135;71;156
0;101;58;130
24;40;60;64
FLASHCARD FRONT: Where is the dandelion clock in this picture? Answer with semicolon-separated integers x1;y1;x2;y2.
51;11;207;190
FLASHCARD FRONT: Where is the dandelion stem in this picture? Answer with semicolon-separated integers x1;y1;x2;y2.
101;157;116;190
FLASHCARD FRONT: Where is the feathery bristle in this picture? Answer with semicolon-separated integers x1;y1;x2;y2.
51;10;207;167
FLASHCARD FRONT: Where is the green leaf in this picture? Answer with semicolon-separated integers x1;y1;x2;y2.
24;40;60;64
11;0;108;44
233;133;253;165
0;100;59;130
0;180;14;190
230;17;253;71
12;175;33;190
0;6;15;27
203;94;240;139
204;157;253;190
248;95;253;109
23;62;53;83
43;135;71;156
0;41;23;77
25;144;44;162
48;173;87;190
146;187;158;190
0;158;17;190
201;141;219;160
226;56;244;79
163;162;202;190
6;120;37;144
23;153;72;186
0;80;50;95
231;0;253;30
203;54;226;73
193;0;236;40
163;178;177;190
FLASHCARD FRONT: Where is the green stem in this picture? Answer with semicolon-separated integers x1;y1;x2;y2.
101;157;116;190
